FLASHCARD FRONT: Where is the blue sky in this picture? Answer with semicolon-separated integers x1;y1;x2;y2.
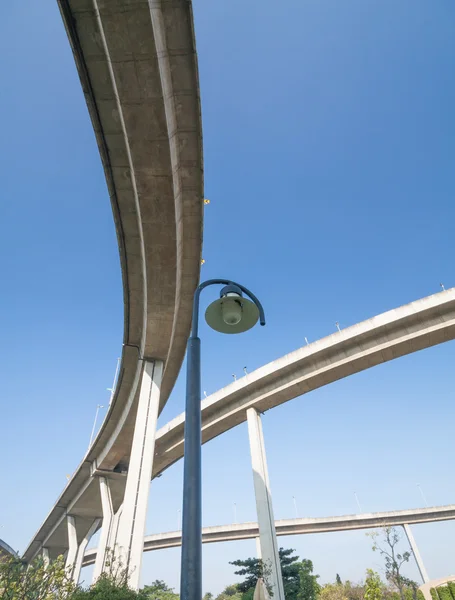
1;0;455;594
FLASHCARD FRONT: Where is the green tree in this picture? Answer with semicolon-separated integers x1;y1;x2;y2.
230;548;318;600
230;555;263;594
215;584;243;600
280;548;303;600
435;587;452;600
0;555;76;600
298;559;320;600
319;583;349;600
365;569;383;600
203;593;214;600
240;589;255;600
319;580;363;600
369;528;413;600
344;581;364;600
142;580;179;600
72;575;149;600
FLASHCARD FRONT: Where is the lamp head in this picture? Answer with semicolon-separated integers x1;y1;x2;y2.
205;284;260;334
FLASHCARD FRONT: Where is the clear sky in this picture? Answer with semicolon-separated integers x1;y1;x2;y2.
1;0;455;594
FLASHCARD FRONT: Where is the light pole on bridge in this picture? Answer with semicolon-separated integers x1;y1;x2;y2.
180;280;265;600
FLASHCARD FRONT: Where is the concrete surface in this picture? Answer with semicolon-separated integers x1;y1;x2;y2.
153;288;455;476
403;523;429;583
23;0;203;564
115;360;163;588
24;289;455;563
82;504;455;565
247;408;284;600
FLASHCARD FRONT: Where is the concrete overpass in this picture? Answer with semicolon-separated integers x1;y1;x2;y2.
23;287;455;588
22;0;203;588
153;287;455;477
81;504;455;565
16;0;455;591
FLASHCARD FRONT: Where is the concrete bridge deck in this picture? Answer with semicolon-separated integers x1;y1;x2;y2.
23;0;203;563
24;288;455;563
82;504;455;565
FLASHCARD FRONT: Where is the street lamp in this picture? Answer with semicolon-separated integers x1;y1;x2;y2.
180;280;265;600
88;404;104;450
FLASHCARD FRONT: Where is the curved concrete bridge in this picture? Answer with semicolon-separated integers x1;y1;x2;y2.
153;287;455;476
22;0;203;589
24;287;455;588
18;2;455;592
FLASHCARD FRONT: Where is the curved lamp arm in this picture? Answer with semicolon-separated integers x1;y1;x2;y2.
191;279;266;338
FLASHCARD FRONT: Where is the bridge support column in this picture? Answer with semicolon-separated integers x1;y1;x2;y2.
115;360;163;589
255;537;262;559
403;524;429;583
247;408;285;600
73;519;101;584
65;516;78;576
42;547;50;568
92;477;114;582
108;503;123;552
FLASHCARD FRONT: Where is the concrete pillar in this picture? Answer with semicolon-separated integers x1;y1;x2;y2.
115;360;163;589
403;524;429;583
65;515;78;575
42;547;50;568
108;503;123;551
73;519;101;584
92;477;114;582
255;536;262;559
247;408;285;600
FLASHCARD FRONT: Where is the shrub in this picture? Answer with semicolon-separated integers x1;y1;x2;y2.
0;555;76;600
447;583;455;600
72;575;149;600
437;587;453;600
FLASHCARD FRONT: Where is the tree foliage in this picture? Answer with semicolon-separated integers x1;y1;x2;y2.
230;555;264;594
320;583;350;600
0;555;76;600
0;552;164;600
214;583;243;600
435;587;453;600
364;570;384;600
298;560;320;600
319;576;370;600
230;548;319;600
368;528;417;600
73;574;149;600
142;580;179;600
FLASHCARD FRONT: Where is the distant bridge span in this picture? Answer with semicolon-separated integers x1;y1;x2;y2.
24;289;455;570
82;504;455;565
153;288;455;477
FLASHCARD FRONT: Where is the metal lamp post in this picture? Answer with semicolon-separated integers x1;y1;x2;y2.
180;280;265;600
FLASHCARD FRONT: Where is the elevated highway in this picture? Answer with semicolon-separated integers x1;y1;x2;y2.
24;288;455;572
23;0;203;578
82;504;455;565
153;287;455;477
18;1;455;590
